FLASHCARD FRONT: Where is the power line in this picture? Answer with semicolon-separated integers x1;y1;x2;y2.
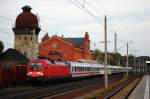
73;0;103;23
69;0;128;42
68;0;103;24
0;30;13;35
0;27;11;31
84;0;105;16
96;0;129;41
96;0;111;18
0;16;15;21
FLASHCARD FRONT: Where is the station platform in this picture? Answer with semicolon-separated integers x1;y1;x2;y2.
128;74;149;99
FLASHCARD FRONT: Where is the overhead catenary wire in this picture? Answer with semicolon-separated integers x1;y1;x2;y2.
0;27;14;35
96;0;129;41
96;0;111;18
0;31;13;35
0;15;15;22
74;0;128;46
83;0;105;16
68;0;103;24
97;0;135;54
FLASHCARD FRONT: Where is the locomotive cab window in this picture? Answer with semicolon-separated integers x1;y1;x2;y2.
45;64;48;69
30;63;42;70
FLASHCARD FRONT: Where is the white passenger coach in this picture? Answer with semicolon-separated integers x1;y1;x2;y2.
69;59;132;77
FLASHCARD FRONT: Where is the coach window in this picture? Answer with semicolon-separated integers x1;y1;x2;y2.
94;67;96;71
77;67;79;71
96;68;98;71
45;64;48;69
78;67;80;71
75;67;77;72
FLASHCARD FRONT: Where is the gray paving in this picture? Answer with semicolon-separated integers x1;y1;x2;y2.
144;75;149;99
128;75;149;99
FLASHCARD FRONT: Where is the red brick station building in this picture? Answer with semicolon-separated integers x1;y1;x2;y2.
39;32;93;61
12;5;93;61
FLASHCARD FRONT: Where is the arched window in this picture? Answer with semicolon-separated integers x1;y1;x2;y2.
24;52;26;56
18;36;20;40
24;36;26;40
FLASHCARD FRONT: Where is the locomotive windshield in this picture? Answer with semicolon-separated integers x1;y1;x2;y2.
30;63;42;70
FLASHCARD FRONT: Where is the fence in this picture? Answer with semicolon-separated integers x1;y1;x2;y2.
0;64;27;88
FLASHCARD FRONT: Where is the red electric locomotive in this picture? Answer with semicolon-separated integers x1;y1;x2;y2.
26;59;71;81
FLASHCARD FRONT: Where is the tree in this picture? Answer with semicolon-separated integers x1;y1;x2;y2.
93;49;104;63
121;54;135;67
111;52;122;65
0;41;4;54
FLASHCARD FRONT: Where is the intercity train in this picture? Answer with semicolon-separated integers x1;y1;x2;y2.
26;59;132;81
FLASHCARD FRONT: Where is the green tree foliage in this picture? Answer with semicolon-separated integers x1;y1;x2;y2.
93;49;135;67
0;40;4;54
111;52;122;65
128;54;134;67
93;49;104;63
121;55;135;67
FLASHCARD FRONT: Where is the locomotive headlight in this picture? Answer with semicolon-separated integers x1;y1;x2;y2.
40;73;43;76
27;72;32;76
37;72;43;76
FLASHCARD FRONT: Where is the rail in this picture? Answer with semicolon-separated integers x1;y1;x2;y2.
104;75;143;99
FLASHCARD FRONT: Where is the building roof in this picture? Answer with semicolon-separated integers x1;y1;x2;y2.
64;38;83;47
41;34;86;49
0;48;29;64
15;5;39;28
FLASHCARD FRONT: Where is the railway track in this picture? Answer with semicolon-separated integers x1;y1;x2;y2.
104;75;142;99
0;74;124;99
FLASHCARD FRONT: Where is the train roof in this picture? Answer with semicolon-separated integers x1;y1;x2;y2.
107;65;123;69
69;61;104;68
77;59;99;64
69;59;125;68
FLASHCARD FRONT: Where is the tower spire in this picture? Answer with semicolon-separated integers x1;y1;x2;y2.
22;5;32;12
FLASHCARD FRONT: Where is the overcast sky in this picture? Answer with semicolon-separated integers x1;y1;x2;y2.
0;0;150;56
